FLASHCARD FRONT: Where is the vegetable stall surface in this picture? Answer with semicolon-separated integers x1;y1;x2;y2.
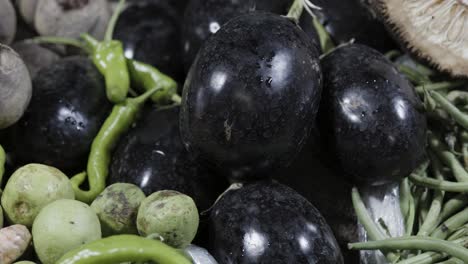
209;181;344;263
369;0;468;77
319;44;427;185
181;12;322;180
0;43;32;130
6;57;111;173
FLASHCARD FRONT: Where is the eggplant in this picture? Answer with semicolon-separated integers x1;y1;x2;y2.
209;181;344;263
180;12;322;181
182;0;299;71
108;106;227;212
299;0;397;52
113;0;185;82
7;57;111;174
318;44;427;185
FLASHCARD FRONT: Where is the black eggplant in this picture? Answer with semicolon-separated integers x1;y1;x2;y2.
7;56;111;174
299;0;397;52
108;105;227;212
319;44;427;185
180;12;322;181
113;0;185;82
182;0;300;71
209;181;344;263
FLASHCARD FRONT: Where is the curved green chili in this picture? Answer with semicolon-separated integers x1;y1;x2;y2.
56;235;191;264
126;60;178;105
71;87;160;203
0;144;5;186
348;237;468;262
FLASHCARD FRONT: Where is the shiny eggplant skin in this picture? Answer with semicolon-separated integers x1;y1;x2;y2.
209;181;344;264
7;56;111;174
113;0;184;82
108;106;227;211
182;0;298;71
319;44;427;185
180;13;322;180
182;0;252;71
300;0;397;52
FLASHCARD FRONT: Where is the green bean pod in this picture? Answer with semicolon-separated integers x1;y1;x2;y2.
71;87;160;203
56;235;191;264
348;237;468;262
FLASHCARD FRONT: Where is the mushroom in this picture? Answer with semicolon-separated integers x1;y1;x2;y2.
369;0;468;77
34;0;111;40
0;44;32;129
0;0;17;45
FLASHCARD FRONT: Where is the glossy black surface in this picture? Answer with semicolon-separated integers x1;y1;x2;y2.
108;106;227;212
319;44;427;185
182;0;298;71
7;57;111;174
300;0;397;52
274;140;359;263
113;0;185;82
209;181;344;264
180;13;322;180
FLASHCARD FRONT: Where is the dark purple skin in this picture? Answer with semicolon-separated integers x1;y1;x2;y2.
209;181;344;264
300;0;397;52
318;44;427;185
6;57;111;174
180;12;322;181
108;105;227;212
113;0;185;82
182;0;302;71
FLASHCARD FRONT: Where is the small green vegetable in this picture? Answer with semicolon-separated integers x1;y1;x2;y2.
137;190;199;248
91;183;146;236
1;164;74;227
56;235;191;264
32;199;101;264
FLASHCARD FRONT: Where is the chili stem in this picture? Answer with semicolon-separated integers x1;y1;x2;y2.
29;36;91;54
348;237;468;262
104;0;126;41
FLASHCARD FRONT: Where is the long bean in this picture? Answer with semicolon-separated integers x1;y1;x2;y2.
409;175;468;192
431;208;468;240
394;237;468;264
349;237;468;262
439;194;468;224
429;132;468;182
431;91;468;131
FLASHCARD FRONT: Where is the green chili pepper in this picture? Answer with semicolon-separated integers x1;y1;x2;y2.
70;87;160;203
31;0;130;104
56;235;191;264
0;144;5;186
127;59;179;105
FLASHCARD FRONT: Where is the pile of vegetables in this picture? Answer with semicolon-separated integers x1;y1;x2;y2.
0;0;467;263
